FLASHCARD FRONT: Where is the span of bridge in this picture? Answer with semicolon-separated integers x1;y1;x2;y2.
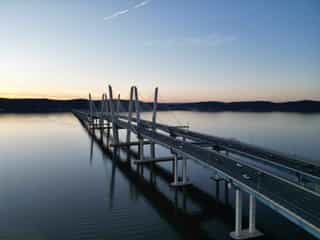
73;85;320;240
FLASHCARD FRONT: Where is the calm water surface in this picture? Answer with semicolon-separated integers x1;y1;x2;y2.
0;112;319;240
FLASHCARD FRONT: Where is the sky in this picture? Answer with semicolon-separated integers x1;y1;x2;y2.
0;0;319;102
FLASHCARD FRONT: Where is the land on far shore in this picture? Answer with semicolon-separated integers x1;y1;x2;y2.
0;98;319;113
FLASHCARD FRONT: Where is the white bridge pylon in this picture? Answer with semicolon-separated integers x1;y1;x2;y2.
88;85;191;187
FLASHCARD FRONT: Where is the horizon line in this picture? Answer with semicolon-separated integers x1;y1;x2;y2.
1;97;319;104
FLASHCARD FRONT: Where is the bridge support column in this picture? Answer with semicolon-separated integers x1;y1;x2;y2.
181;136;190;185
171;154;190;187
139;137;144;161
182;157;187;184
230;190;263;239
173;153;178;185
249;195;256;233
234;189;243;238
211;174;225;200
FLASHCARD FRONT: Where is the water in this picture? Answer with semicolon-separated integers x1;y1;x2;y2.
0;112;319;240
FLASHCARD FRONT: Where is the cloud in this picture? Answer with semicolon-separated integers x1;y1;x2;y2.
134;0;151;9
144;34;237;47
104;9;129;21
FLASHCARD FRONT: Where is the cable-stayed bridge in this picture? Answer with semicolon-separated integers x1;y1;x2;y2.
73;85;320;240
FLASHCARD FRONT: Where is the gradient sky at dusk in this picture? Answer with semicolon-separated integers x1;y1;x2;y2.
0;0;319;102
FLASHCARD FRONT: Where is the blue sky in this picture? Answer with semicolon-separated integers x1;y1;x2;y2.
0;0;319;101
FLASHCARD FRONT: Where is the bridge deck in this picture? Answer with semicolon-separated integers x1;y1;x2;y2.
123;116;320;179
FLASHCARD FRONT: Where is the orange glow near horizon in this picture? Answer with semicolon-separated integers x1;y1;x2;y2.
1;89;319;103
0;91;87;100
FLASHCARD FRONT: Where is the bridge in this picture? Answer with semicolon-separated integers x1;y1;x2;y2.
73;85;320;240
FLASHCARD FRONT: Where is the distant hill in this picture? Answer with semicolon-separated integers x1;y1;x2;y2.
160;100;320;113
0;98;319;113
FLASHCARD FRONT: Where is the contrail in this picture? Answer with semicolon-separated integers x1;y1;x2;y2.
104;9;129;21
134;0;151;9
103;0;152;21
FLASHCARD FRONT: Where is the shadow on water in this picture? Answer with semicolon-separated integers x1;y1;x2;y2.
78;118;236;240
